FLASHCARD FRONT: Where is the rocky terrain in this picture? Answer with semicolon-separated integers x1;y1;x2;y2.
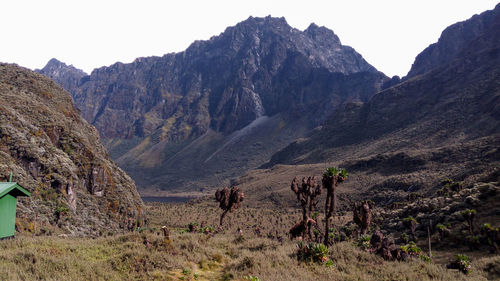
35;58;87;95
0;63;144;236
264;3;500;192
40;16;388;193
1;5;499;281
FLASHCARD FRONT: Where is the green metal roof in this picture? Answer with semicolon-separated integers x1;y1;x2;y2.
0;182;31;198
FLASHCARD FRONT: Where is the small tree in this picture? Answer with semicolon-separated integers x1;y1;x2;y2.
290;176;322;240
461;209;476;235
322;167;348;245
353;200;374;236
436;223;450;241
403;216;418;241
481;223;499;253
215;186;244;227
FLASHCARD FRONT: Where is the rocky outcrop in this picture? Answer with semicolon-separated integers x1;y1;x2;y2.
36;58;87;94
40;16;387;192
406;3;500;78
0;63;144;236
65;16;380;140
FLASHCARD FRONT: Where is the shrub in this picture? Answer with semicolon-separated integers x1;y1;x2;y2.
198;226;215;234
403;216;418;241
448;254;472;274
55;205;70;221
297;242;329;263
400;241;422;257
400;233;410;244
419;254;432;263
357;234;371;250
436;223;450;241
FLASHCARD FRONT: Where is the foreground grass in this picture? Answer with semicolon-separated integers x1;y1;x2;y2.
1;231;498;281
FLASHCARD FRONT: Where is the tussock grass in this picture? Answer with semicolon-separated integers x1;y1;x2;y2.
1;231;498;281
1;202;498;280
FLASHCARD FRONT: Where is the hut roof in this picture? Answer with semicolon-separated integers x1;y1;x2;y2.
0;182;31;198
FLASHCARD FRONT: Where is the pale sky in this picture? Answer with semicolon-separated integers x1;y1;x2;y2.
0;0;497;77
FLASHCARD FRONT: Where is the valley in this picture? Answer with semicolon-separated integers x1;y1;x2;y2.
1;2;499;281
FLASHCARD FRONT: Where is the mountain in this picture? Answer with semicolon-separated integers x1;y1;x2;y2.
406;3;500;78
0;63;144;236
40;16;388;193
35;58;87;95
262;4;500;200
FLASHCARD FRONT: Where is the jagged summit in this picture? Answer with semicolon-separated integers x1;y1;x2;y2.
38;58;87;76
201;16;375;74
304;23;341;43
38;15;387;193
267;3;500;170
36;58;87;94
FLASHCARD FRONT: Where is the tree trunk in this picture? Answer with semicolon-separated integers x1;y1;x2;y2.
324;190;333;245
219;209;229;226
307;203;314;240
427;225;432;258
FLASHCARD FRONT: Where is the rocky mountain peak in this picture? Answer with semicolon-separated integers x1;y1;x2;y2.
36;58;87;94
38;16;386;193
304;23;341;44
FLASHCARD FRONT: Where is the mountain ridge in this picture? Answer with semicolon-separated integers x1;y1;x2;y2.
406;3;500;78
264;4;500;188
39;16;387;193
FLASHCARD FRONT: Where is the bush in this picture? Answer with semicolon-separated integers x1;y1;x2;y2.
198;226;215;234
419;254;432;263
437;179;462;196
448;254;472;274
400;241;422;257
400;233;409;244
357;234;371;250
297;242;329;263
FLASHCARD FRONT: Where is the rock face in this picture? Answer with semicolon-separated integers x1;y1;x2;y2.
406;3;500;78
0;63;144;236
267;4;500;171
36;58;87;95
69;17;379;139
40;16;387;192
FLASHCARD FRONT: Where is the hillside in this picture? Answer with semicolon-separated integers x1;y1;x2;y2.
0;63;144;236
39;16;388;194
406;4;500;78
261;3;500;201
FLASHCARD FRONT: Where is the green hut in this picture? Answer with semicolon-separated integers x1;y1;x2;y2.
0;175;30;239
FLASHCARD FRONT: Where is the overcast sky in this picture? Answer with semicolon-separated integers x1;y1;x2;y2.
0;0;497;77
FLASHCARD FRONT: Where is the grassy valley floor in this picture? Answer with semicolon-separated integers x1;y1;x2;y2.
0;202;499;281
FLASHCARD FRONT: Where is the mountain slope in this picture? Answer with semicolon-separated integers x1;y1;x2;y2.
256;4;500;206
406;3;500;78
0;63;144;236
41;16;387;193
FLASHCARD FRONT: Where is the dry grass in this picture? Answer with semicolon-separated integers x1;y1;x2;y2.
0;231;498;281
1;201;498;281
